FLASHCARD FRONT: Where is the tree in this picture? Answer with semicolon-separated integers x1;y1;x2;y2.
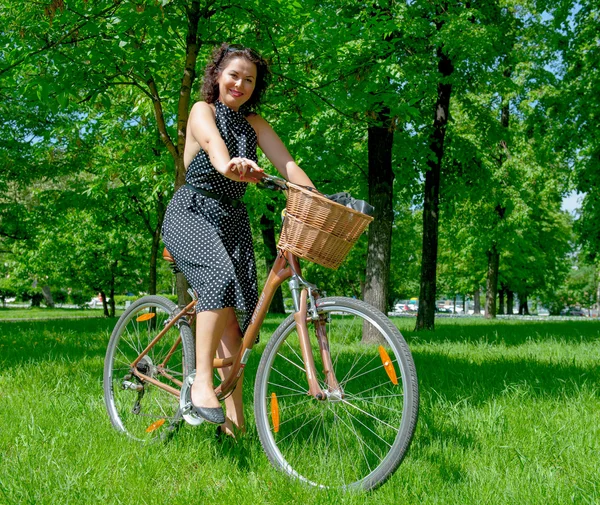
557;0;600;260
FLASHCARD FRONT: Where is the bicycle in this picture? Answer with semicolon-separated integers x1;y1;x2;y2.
103;175;419;491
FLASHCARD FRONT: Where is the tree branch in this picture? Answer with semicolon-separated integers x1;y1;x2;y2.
0;1;123;77
145;75;178;160
271;71;371;124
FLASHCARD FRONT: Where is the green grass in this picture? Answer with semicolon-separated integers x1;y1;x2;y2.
0;315;598;504
0;306;121;321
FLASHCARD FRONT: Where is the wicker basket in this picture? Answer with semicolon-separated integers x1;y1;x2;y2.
278;183;374;269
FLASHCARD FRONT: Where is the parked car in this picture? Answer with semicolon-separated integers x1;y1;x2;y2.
561;307;586;316
435;307;452;313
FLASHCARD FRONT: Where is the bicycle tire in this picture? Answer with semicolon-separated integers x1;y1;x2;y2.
103;295;194;441
254;296;418;490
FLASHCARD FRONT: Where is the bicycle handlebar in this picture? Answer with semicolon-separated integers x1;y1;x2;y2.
256;174;321;196
256;173;289;192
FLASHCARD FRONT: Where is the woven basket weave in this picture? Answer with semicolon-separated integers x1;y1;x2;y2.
278;183;374;270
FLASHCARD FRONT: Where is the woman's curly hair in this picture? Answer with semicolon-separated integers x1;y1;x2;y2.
201;43;270;113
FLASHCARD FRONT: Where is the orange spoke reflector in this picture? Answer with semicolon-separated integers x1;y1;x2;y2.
270;392;280;433
146;418;166;433
136;312;156;322
378;346;398;385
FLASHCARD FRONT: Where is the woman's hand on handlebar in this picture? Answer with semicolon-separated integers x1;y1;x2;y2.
227;157;264;183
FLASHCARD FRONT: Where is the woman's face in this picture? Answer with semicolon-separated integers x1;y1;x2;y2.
217;57;257;111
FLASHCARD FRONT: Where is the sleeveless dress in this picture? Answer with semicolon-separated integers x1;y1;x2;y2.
161;100;258;334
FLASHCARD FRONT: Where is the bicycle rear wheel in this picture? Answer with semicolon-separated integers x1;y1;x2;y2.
103;295;194;441
254;296;418;490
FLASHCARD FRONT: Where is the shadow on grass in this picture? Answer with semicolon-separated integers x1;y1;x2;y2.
412;347;600;455
0;314;286;370
398;318;600;346
414;347;599;404
0;318;116;369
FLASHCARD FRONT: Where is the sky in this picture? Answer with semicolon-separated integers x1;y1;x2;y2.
562;191;582;214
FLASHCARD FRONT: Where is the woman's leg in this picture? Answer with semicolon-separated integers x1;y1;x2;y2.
216;310;245;436
191;308;230;410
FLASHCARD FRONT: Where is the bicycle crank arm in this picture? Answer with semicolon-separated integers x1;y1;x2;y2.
121;380;144;392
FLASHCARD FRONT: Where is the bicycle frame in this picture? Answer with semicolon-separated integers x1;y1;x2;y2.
128;249;338;403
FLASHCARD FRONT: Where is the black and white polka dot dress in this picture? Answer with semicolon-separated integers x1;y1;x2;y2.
162;100;258;334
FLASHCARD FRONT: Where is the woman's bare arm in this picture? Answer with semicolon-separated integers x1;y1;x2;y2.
247;114;315;188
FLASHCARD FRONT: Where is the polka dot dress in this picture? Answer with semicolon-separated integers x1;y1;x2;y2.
162;100;259;334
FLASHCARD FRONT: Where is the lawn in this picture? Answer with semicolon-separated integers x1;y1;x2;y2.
0;313;598;504
0;306;119;321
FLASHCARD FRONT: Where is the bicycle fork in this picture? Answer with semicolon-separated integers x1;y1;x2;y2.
289;277;342;401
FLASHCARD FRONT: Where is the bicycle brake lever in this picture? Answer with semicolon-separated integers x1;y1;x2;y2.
257;174;288;191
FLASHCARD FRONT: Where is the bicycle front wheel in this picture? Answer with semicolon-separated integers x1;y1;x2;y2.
254;296;419;490
103;295;194;441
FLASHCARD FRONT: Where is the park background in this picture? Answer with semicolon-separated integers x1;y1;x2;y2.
0;0;599;503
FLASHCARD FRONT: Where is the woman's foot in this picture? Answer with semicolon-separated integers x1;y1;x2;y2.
191;383;224;424
217;418;246;439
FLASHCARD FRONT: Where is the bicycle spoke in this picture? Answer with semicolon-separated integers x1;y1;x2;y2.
278;396;313;413
269;365;307;393
267;381;307;395
275;351;306;374
339;352;378;387
344;392;403;414
342;357;398;387
333;407;375;473
334;416;347;484
277;400;317;428
340;398;398;432
268;391;308;398
283;340;305;368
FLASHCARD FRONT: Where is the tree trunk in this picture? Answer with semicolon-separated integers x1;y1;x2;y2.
453;294;457;314
149;195;166;296
416;39;453;331
498;285;505;315
100;290;109;317
362;107;394;344
31;292;43;307
506;289;514;315
462;295;466;314
261;210;285;314
168;3;205;307
596;276;600;314
42;285;55;308
149;230;160;297
485;80;510;320
519;294;529;315
109;282;116;318
485;245;499;319
473;289;481;314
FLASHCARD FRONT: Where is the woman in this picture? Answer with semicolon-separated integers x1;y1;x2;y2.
162;43;314;437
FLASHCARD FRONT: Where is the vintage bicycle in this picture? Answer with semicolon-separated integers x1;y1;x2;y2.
103;175;419;490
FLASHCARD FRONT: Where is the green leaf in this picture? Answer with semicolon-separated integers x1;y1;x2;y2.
101;94;112;110
57;92;69;108
37;83;49;103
